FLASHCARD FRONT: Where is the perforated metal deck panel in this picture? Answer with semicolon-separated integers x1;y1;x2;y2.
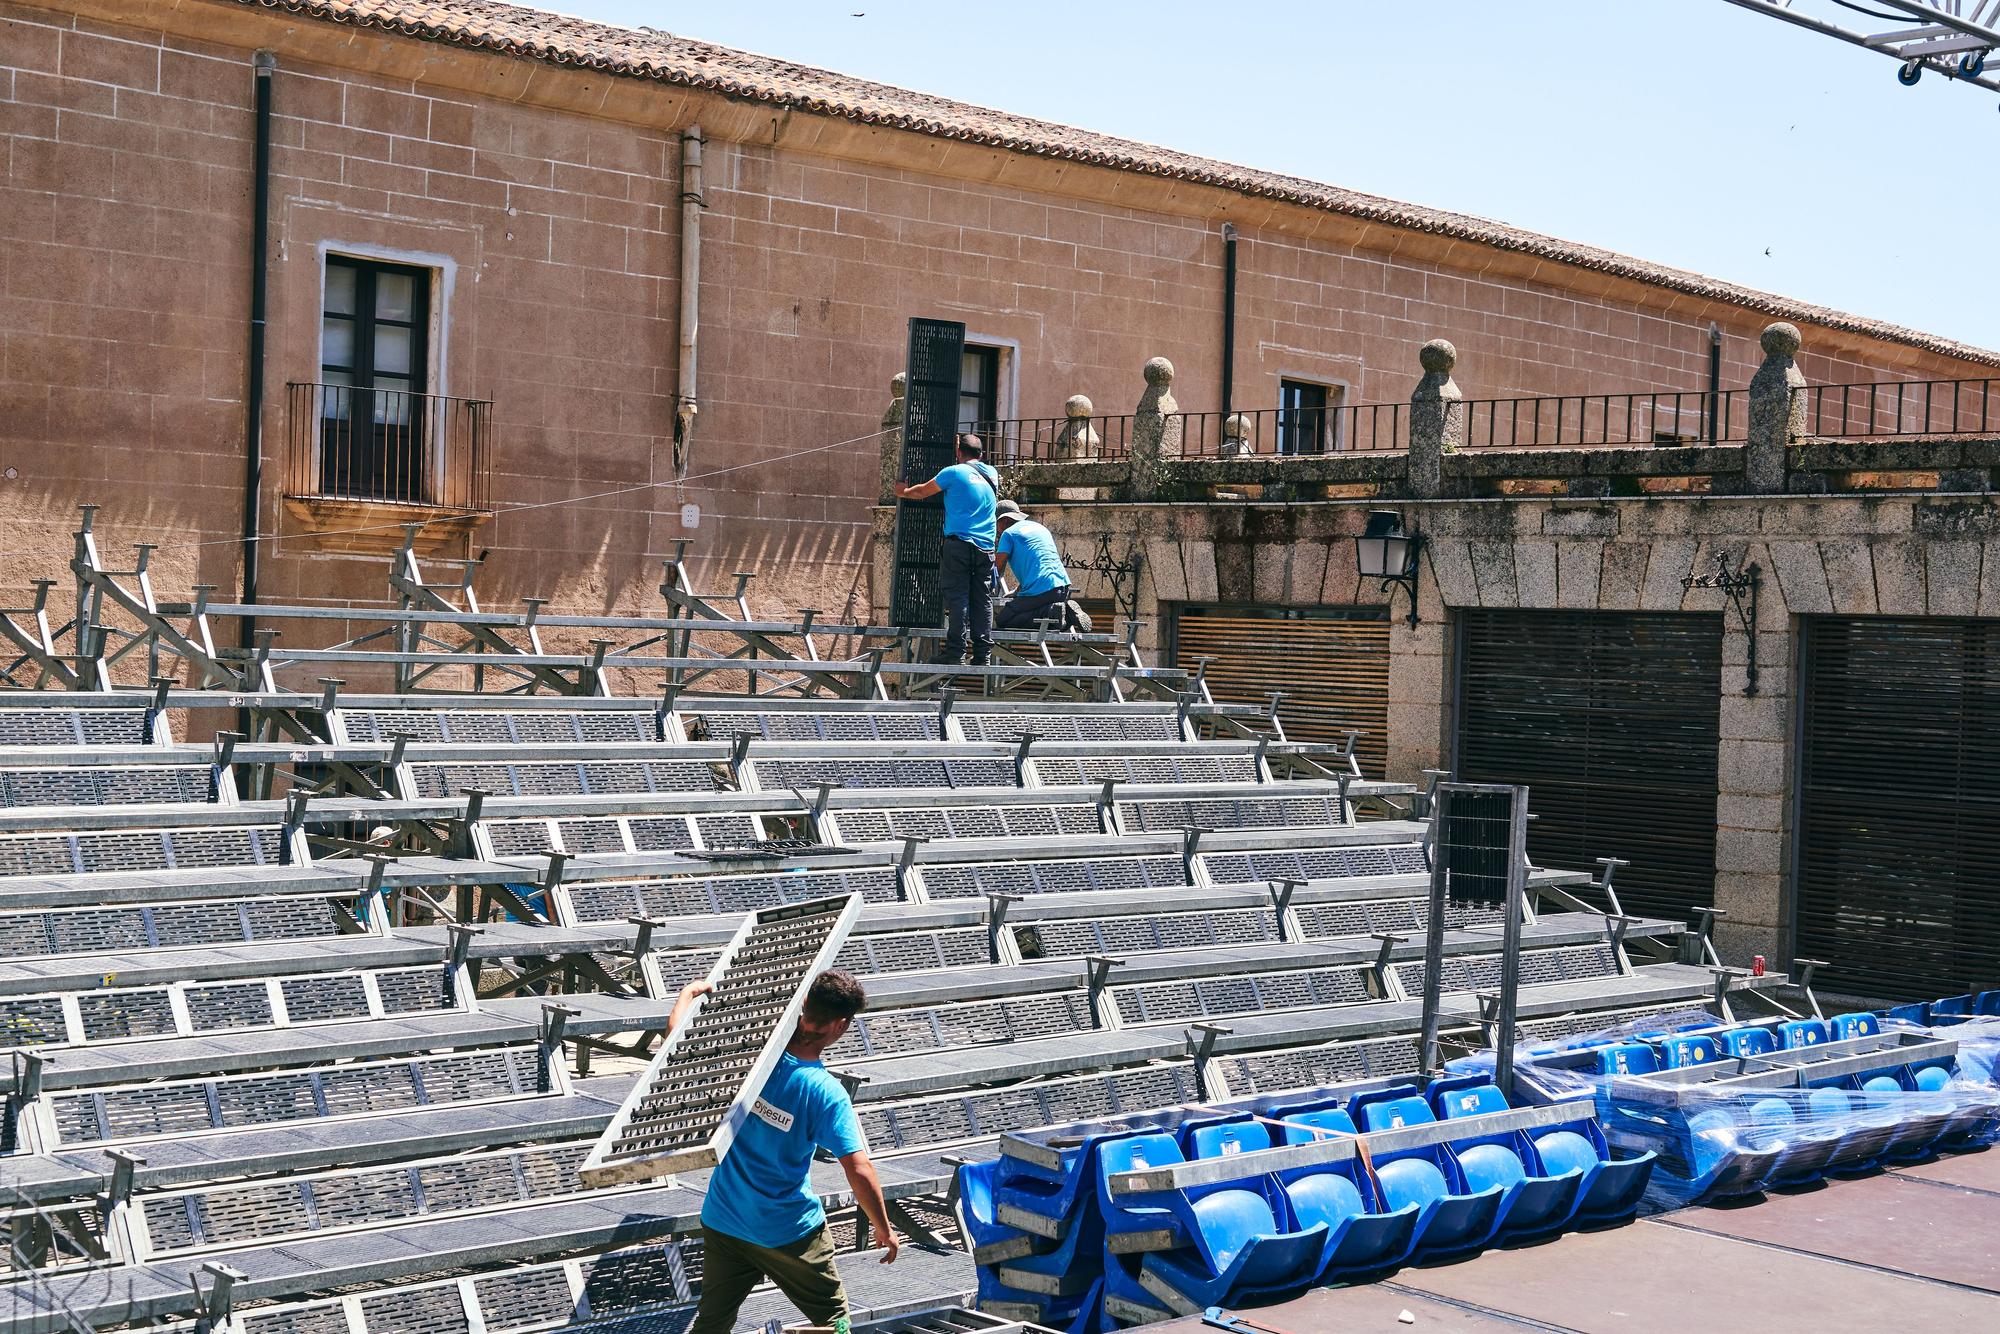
408;759;726;799
340;707;661;744
683;708;939;743
1117;791;1345;833
1209;1033;1423;1096
0;765;215;808
485;812;764;858
1392;943;1623;994
1293;896;1505;939
563;867;902;922
918;855;1184;900
1032;753;1257;786
0;963;453;1051
829;803;1102;844
132;1137;598;1258
41;1045;545;1147
750;757;1016;791
855;1062;1201;1153
0;707;152;747
1109;964;1373;1024
844;990;1098;1058
1199;843;1429;883
1011;906;1281;960
580;894;861;1186
953;709;1181;743
0;894;345;961
0;825;285;877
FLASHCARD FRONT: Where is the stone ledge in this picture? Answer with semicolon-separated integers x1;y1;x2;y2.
280;496;487;556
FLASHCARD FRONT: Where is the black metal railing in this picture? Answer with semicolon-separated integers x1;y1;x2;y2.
1459;390;1744;449
977;402;1409;464
1801;378;2000;439
285;381;491;511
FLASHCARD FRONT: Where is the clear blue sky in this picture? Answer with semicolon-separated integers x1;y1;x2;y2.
568;0;1998;352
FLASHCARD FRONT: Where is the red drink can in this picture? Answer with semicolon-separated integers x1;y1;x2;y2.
1751;955;1766;977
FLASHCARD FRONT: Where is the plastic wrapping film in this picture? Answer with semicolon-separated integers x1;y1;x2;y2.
1455;1006;2000;1210
950;1069;1656;1330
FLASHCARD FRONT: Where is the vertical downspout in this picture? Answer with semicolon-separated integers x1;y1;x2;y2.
240;51;275;649
1219;223;1238;424
1705;321;1723;446
673;126;705;474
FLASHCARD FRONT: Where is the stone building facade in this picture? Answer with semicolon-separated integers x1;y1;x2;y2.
961;331;2000;999
3;0;1998;643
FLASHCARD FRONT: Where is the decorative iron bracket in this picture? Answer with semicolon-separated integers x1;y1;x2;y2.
1062;534;1143;622
1682;551;1761;695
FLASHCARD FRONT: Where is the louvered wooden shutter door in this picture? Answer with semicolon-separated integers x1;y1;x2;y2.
1455;610;1723;924
1797;616;2000;1000
1170;607;1390;777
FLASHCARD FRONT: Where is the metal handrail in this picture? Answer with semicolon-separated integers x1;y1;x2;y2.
1801;377;2000;439
285;381;492;510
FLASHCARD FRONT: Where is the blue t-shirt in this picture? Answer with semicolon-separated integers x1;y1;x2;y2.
700;1052;867;1247
998;519;1068;597
935;461;998;549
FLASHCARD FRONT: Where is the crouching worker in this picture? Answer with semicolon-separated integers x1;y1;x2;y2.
994;499;1080;630
686;969;896;1334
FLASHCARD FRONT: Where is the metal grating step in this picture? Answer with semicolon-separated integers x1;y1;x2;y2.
683;709;939;743
579;894;861;1186
564;868;901;922
0;765;214;809
340;707;660;744
920;855;1184;900
408;759;725;800
1032;754;1256;786
0;826;285;878
831;803;1102;844
1117;791;1345;833
1199;843;1429;884
956;710;1180;742
751;757;1015;791
0;894;343;960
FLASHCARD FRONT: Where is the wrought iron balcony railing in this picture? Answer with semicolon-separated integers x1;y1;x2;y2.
285;381;491;512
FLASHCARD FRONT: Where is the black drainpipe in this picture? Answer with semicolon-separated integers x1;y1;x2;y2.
1705;321;1723;446
240;51;275;650
1219;223;1238;423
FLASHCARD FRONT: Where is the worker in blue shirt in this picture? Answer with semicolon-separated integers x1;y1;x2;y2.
993;499;1077;630
686;970;896;1334
892;434;998;665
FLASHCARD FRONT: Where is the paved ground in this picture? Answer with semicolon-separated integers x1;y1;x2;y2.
1162;1147;2000;1334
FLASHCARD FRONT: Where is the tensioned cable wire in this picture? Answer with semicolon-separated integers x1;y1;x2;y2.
0;427;891;564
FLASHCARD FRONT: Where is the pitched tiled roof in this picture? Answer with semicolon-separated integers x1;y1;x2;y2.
244;0;2000;367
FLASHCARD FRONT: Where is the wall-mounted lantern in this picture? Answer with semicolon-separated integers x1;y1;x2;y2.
1356;510;1425;627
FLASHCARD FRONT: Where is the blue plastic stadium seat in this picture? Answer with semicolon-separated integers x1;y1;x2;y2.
1434;1083;1588;1238
1355;1096;1510;1259
1098;1131;1326;1309
1914;1064;1953;1093
1138;1186;1326;1309
1830;1012;1881;1042
1280;1167;1420;1281
1779;1020;1830;1049
1188;1121;1271;1161
1717;1027;1778;1059
1659;1035;1725;1069
1277;1108;1358;1144
1595;1042;1662;1076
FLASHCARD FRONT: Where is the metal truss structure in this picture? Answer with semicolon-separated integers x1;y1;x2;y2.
1724;0;2000;97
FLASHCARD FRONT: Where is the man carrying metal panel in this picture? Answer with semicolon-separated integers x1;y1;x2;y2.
892;434;999;665
687;969;898;1334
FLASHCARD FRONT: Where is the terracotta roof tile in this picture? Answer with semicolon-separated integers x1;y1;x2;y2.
240;0;2000;367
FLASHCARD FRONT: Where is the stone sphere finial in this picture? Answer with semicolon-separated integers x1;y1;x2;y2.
1065;394;1093;419
1142;356;1174;387
1418;339;1457;374
889;371;907;398
1760;322;1801;358
1223;413;1251;439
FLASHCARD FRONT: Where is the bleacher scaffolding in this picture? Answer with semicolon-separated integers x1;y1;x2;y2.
0;510;1815;1333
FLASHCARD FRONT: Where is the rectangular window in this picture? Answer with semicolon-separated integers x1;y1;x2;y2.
320;255;433;502
1278;379;1331;456
958;345;1000;435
